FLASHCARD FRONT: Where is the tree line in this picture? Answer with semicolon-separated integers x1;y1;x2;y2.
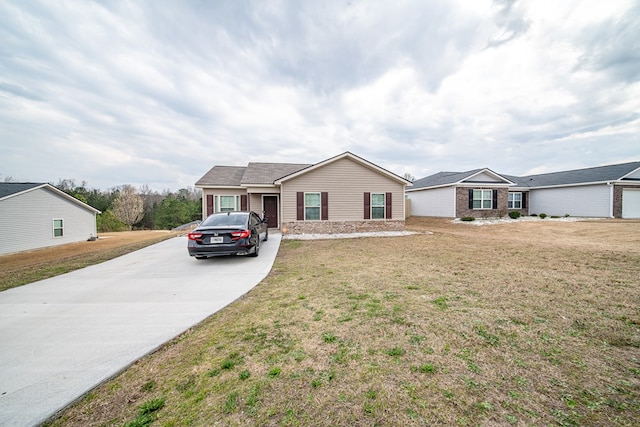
55;179;202;232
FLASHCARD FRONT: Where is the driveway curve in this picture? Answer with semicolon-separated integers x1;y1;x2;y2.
0;233;281;426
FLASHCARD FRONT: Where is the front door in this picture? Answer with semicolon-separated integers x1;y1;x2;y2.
263;195;279;228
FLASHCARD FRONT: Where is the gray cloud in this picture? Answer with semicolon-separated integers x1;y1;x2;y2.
0;0;638;190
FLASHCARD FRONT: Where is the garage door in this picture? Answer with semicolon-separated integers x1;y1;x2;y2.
622;189;640;218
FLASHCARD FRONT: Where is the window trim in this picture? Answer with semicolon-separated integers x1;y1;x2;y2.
508;192;522;209
304;192;321;220
53;218;64;238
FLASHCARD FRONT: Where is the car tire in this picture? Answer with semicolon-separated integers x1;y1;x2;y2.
249;239;260;257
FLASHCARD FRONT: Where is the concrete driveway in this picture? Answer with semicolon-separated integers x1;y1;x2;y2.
0;233;281;426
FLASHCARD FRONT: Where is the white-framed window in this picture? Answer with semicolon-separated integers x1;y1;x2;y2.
53;219;64;238
215;195;240;213
371;193;386;219
508;192;522;209
472;189;493;209
305;192;321;220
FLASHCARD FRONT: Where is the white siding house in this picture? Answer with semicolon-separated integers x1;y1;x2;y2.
409;186;456;217
528;184;612;217
408;162;640;219
0;183;101;255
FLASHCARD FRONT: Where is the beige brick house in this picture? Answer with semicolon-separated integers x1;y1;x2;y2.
195;152;412;234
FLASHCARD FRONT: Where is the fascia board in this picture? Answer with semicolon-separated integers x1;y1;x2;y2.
457;182;514;187
195;185;243;190
405;183;456;192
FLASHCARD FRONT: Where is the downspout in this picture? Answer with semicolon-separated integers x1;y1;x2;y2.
607;182;614;218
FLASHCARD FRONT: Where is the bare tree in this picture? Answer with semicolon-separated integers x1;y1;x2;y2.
112;185;144;230
403;172;416;182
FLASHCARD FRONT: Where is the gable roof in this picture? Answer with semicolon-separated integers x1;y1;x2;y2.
274;152;412;185
195;152;411;187
409;168;514;191
509;161;640;188
0;183;101;213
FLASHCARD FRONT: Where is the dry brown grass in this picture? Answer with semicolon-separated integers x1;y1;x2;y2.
0;231;178;292
45;219;640;426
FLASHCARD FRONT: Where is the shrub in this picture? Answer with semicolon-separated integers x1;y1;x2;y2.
460;217;475;222
530;213;538;217
508;211;521;219
539;213;547;219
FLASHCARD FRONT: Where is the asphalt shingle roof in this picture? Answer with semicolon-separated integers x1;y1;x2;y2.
411;170;484;189
412;162;640;190
0;182;43;199
194;166;247;186
510;161;640;187
195;163;311;186
241;163;311;185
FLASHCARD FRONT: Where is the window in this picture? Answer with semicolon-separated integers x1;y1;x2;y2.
472;189;493;209
219;195;238;212
508;192;522;209
214;195;241;213
371;193;386;219
53;219;64;237
305;192;321;220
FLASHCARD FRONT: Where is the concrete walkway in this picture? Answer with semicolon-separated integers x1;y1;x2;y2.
0;234;281;426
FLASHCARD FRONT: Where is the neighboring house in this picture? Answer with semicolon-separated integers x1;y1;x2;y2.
407;161;640;219
0;183;101;255
195;152;412;234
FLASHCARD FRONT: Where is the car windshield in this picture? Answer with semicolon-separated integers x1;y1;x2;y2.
202;213;248;227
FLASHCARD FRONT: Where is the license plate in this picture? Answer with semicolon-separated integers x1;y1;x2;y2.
208;236;223;244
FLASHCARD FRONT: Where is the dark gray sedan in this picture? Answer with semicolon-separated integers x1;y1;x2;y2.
187;211;268;259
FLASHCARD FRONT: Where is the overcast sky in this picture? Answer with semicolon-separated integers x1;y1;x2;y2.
1;0;638;191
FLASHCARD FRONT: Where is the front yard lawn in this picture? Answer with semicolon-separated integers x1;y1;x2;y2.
47;219;640;426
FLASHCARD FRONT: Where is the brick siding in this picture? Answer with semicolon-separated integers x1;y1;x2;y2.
281;220;405;234
455;187;511;218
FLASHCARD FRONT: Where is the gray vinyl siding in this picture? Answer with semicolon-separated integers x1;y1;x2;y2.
0;188;97;255
529;184;612;217
281;157;405;222
408;186;456;217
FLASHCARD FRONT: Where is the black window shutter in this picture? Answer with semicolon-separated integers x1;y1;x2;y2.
206;195;214;216
522;192;528;209
321;192;328;220
240;195;248;211
296;192;304;220
364;192;371;219
468;189;474;209
385;192;392;219
492;190;498;209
